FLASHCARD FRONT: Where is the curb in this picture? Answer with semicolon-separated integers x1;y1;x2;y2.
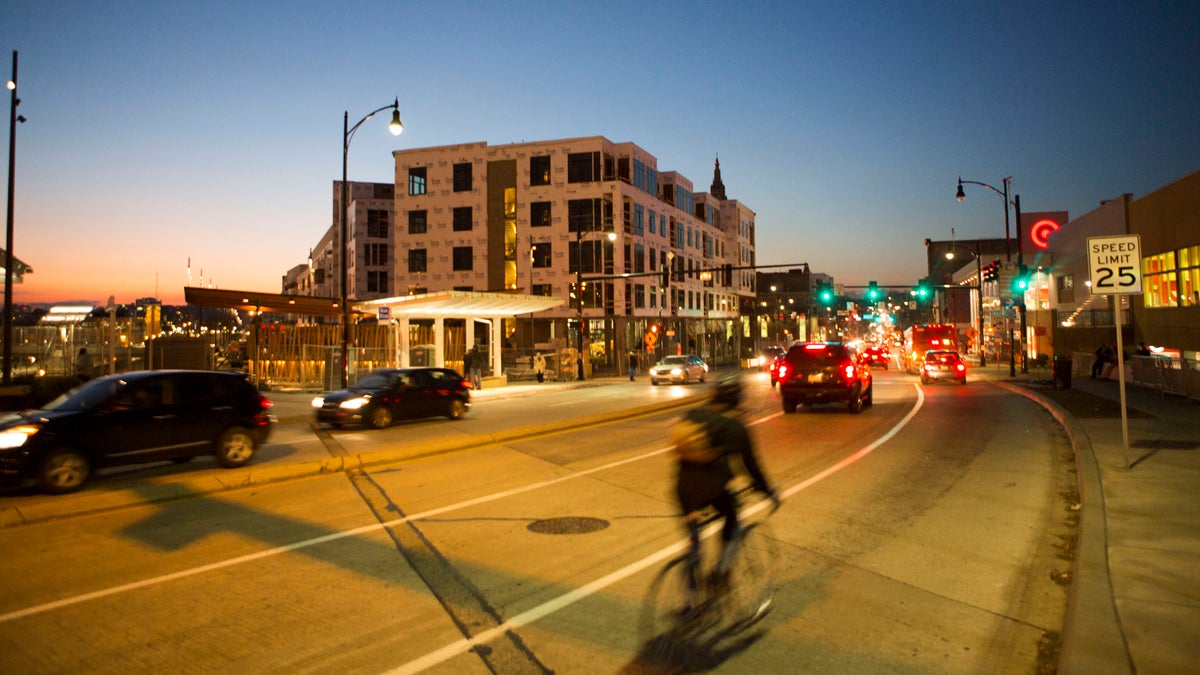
996;381;1133;675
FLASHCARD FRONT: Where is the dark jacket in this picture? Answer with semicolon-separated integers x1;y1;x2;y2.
674;405;771;514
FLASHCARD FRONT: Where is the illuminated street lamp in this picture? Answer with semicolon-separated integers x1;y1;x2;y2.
340;99;402;387
956;175;1017;376
4;51;27;386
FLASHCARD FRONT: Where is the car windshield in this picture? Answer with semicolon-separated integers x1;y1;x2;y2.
42;378;125;412
658;356;690;366
926;351;961;363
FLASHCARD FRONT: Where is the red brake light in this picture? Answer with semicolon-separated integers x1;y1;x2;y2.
778;364;788;380
804;344;827;351
843;365;855;380
956;364;966;372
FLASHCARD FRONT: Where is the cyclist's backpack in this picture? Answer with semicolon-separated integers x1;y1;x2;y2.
669;418;720;463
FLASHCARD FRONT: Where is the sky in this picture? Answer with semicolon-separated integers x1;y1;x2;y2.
3;1;1198;306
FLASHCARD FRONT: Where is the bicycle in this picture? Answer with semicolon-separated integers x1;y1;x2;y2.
640;486;781;669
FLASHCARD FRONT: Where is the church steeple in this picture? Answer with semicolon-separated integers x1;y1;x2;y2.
710;155;727;200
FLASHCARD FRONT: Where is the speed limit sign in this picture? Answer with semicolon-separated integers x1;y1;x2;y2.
1088;234;1142;295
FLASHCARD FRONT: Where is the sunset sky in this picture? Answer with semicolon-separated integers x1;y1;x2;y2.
3;1;1198;306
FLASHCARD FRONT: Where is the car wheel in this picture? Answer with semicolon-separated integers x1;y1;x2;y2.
959;377;967;385
651;380;660;386
171;456;192;464
215;427;257;468
883;363;889;370
37;448;90;494
847;387;864;414
699;371;707;383
368;405;393;429
865;384;874;406
782;397;798;413
446;399;466;420
920;376;930;385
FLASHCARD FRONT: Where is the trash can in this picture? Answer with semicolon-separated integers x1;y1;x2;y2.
1052;355;1072;389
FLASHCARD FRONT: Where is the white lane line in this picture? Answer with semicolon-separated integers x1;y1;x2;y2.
385;384;925;674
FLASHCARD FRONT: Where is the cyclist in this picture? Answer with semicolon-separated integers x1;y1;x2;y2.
670;373;779;614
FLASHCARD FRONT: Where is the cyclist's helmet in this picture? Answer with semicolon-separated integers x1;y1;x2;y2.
712;373;742;408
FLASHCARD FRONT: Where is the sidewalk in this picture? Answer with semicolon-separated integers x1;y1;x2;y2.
983;364;1200;674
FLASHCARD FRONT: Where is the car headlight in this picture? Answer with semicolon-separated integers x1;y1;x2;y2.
0;424;42;450
311;396;325;408
340;396;370;410
670;367;683;375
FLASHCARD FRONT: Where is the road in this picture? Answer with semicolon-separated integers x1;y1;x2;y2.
0;368;1076;673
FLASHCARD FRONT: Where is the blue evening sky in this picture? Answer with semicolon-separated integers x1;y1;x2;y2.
3;1;1198;305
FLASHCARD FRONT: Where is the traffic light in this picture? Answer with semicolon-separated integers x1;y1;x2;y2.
661;263;671;287
982;260;1000;283
912;278;931;301
1011;263;1031;294
816;282;835;306
866;281;881;302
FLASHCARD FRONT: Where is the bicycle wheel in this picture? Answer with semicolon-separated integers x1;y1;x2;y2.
719;521;780;631
640;554;694;667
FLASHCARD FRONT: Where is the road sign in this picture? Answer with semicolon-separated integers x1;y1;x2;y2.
1088;234;1143;295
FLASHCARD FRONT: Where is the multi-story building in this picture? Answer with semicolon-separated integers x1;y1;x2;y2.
286;137;756;375
385;136;756;371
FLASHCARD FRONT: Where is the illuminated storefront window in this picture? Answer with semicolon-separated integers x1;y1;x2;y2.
1143;246;1200;308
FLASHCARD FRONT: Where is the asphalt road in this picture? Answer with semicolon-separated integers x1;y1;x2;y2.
0;369;1075;673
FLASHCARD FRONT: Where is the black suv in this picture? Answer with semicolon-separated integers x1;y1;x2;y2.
0;370;274;494
776;342;873;414
312;367;471;428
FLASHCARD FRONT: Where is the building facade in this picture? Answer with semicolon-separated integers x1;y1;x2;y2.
386;137;756;370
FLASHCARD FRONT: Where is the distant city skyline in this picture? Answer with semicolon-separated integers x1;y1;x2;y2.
4;1;1198;306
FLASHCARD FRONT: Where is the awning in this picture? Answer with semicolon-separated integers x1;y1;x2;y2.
353;290;564;318
184;287;352;318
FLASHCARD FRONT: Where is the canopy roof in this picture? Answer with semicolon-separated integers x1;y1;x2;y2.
354;290;564;317
184;287;563;319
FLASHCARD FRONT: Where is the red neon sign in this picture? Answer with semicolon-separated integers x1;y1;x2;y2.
1029;218;1060;249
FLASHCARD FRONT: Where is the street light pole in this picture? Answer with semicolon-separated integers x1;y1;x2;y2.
957;175;1015;376
574;223;616;380
340;99;402;388
4;51;25;387
945;241;986;367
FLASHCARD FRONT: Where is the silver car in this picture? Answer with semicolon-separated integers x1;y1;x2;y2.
649;354;708;385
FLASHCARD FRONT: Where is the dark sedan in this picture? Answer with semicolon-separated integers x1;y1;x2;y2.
0;370;274;494
312;367;471;428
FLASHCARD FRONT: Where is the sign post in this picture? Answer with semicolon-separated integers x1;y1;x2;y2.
1088;234;1142;468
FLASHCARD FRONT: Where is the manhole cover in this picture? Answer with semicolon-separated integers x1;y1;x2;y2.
527;516;611;535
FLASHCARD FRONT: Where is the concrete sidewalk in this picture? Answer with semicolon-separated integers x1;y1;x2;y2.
985;365;1200;674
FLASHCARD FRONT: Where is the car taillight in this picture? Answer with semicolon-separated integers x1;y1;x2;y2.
956;364;966;372
778;364;789;380
843;365;855;380
257;394;273;410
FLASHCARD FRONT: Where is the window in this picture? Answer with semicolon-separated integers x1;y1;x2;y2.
367;210;389;237
367;270;388;293
530;156;551;186
408;249;427;273
408;210;427;234
531;201;551;227
453;206;473;231
531;283;553;297
1056;274;1075;304
408;167;427;196
453;246;473;271
531;242;552;268
1144;245;1200;308
567;198;601;233
453;162;472;192
567;151;600;183
633;204;644;236
364;243;388;266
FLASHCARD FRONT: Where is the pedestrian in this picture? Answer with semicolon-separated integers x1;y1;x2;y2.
1092;344;1109;379
533;352;546;383
628;351;638;381
75;347;95;381
466;346;483;389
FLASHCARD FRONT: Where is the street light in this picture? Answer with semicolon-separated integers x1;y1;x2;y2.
956;175;1016;376
574;224;616;380
4;51;27;386
945;241;987;367
340;98;402;387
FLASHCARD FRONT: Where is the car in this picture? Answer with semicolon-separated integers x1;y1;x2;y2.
0;370;274;494
769;351;787;387
648;354;708;385
312;367;470;428
920;350;967;385
776;342;873;413
758;345;785;370
862;345;891;369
